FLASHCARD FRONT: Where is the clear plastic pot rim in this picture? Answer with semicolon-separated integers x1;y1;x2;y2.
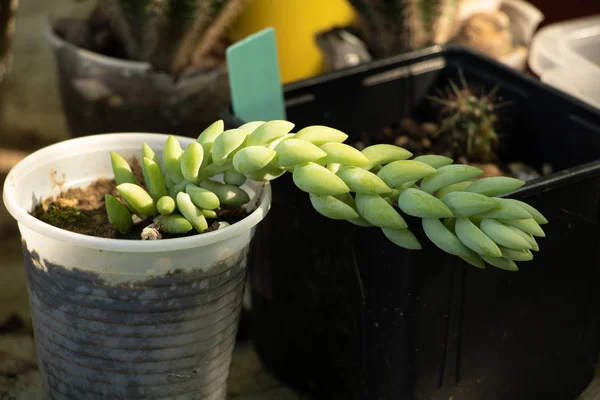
3;132;272;253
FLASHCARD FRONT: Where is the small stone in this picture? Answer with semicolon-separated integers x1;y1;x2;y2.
508;162;541;181
471;163;504;178
141;223;162;240
400;118;427;139
507;162;524;173
394;136;409;147
218;221;231;230
421;122;440;137
108;95;124;108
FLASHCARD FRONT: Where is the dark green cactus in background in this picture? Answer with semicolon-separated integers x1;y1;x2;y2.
347;0;460;57
97;0;252;75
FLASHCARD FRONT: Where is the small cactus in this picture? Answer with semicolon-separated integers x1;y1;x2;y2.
428;72;504;163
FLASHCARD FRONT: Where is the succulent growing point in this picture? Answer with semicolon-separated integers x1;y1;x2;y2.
106;119;548;271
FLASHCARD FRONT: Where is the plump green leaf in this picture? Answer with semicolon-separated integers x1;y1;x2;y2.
116;183;157;217
309;193;359;220
295;125;348;146
336;166;392;194
157;196;175;215
397;188;453;218
110;152;138;185
105;194;133;233
293;162;350;196
233;146;277;175
273;139;327;168
180;141;204;180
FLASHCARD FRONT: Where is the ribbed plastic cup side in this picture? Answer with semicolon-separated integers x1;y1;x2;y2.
23;241;249;400
2;133;271;400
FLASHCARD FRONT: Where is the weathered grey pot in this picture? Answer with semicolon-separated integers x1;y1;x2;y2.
2;133;271;399
44;23;230;139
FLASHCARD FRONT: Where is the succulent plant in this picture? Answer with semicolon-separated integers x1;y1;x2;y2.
106;119;548;272
96;0;252;75
347;0;461;57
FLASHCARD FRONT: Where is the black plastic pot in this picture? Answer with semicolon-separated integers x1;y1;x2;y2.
224;45;600;400
45;25;230;139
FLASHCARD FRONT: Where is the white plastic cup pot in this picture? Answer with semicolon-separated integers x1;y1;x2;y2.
2;133;271;399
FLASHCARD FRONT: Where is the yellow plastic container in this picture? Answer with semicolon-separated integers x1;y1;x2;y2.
228;0;357;84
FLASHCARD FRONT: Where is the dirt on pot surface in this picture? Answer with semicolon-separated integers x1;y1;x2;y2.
30;157;249;240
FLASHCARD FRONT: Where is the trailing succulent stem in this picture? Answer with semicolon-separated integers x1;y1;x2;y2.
106;119;548;272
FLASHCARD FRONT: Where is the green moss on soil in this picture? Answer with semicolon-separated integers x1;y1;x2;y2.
35;205;94;231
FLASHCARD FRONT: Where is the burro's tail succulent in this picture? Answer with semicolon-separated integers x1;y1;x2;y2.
106;120;548;271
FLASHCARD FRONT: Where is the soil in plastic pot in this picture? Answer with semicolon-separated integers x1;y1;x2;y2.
30;157;248;240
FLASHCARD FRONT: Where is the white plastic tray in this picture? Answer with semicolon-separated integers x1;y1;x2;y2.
529;14;600;109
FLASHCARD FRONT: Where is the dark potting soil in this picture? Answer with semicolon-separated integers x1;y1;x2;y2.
352;117;554;181
30;157;249;240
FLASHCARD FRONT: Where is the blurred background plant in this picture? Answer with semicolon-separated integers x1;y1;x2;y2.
54;0;254;77
347;0;461;58
319;0;543;72
0;0;18;85
42;0;258;140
